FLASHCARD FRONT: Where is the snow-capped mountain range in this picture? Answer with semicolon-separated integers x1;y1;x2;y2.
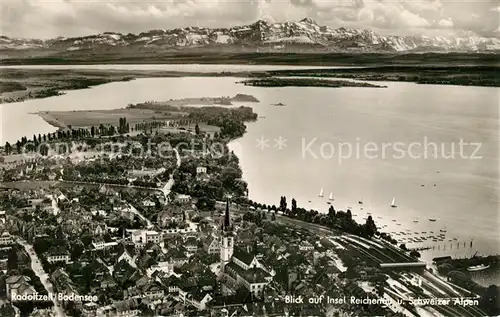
1;18;499;53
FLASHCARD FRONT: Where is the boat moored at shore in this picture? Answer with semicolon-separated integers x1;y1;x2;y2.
467;264;490;272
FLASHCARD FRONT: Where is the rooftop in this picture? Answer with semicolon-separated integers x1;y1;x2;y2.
226;262;269;284
233;247;255;266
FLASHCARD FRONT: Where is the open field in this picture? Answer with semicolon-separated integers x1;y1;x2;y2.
37;108;188;128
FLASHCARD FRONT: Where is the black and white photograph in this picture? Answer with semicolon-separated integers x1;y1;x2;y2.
0;0;499;316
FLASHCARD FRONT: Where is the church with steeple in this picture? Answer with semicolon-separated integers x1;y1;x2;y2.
220;199;234;264
217;199;273;298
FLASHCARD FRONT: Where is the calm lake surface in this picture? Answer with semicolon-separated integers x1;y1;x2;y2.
1;66;499;283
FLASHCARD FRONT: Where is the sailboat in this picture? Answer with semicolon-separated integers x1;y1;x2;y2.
328;192;333;200
318;188;324;197
391;197;397;208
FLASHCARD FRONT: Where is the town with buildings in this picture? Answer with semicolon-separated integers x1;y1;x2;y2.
0;108;498;317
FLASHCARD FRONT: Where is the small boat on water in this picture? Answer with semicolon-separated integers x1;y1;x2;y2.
413;219;419;223
468;264;490;272
318;188;324;197
329;192;334;201
391;197;397;208
429;218;437;222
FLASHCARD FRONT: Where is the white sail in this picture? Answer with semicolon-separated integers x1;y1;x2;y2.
319;188;324;197
329;192;333;200
391;197;396;207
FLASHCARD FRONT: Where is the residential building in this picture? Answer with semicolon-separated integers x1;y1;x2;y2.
175;194;191;204
203;236;220;255
131;230;162;248
0;231;13;245
6;275;36;298
46;247;71;264
179;286;214;310
92;240;118;251
185;237;198;253
196;166;207;174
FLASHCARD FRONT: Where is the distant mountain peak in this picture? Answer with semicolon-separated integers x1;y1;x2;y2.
1;18;499;54
300;17;317;25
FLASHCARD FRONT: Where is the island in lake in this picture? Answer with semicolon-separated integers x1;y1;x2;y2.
240;77;387;88
36;94;259;128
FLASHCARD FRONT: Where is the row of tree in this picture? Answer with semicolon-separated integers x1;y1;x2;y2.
243;196;379;240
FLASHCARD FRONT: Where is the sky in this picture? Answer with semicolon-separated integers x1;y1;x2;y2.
0;0;498;39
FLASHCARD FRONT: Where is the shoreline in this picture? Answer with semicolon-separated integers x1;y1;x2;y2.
34;112;67;129
1;64;498;104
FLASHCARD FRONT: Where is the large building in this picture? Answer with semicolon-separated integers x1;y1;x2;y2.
218;200;272;297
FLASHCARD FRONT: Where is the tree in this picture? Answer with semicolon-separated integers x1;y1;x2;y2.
91;126;95;137
291;198;297;213
195;123;200;135
4;142;11;155
364;215;377;238
328;205;335;217
279;196;287;213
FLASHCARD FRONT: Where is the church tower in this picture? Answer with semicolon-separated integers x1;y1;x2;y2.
220;199;234;264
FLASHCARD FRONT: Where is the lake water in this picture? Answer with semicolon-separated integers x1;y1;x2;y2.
1;68;499;282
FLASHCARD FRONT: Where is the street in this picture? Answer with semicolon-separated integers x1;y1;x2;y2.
16;237;66;317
